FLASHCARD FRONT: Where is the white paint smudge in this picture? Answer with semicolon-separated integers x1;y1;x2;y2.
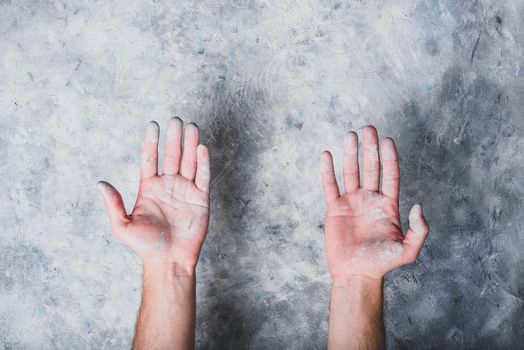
155;231;167;248
371;207;389;220
172;219;196;240
409;204;427;235
377;242;404;264
366;144;379;162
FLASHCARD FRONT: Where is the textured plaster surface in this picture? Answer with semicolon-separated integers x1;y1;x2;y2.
1;0;523;349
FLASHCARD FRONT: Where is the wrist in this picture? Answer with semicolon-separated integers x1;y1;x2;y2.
332;275;384;290
143;259;196;279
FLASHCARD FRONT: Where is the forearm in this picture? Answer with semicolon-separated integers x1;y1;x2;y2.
328;276;385;350
133;262;196;350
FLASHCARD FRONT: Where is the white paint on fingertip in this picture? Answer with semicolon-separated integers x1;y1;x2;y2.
197;144;209;158
96;182;107;192
410;203;422;216
145;122;160;143
409;204;426;234
184;123;199;134
320;153;332;172
380;141;397;160
170;116;183;124
344;133;358;155
166;120;182;140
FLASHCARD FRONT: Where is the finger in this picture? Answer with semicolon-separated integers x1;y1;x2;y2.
195;144;210;192
97;181;128;233
362;125;380;191
140;121;160;179
401;204;430;263
343;131;360;193
180;123;200;181
380;138;400;201
163;117;183;175
321;151;340;202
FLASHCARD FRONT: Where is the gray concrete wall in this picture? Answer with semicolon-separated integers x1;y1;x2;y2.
1;0;523;348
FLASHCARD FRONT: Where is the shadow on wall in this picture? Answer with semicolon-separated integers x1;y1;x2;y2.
385;64;523;349
191;64;523;348
194;77;280;348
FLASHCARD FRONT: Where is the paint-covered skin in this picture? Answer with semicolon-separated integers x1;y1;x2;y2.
321;125;429;280
98;118;210;272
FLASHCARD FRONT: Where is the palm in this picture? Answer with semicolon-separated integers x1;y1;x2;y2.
326;190;404;279
99;118;210;269
127;174;209;264
321;126;429;280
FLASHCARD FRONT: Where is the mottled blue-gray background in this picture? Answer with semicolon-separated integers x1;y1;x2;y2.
1;0;523;349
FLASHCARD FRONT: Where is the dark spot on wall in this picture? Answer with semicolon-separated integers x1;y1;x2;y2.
265;224;282;235
285;115;304;130
425;38;439;56
385;63;523;349
195;76;275;348
0;243;52;292
495;15;503;36
294;55;306;66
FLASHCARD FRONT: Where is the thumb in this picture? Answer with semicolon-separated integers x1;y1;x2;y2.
401;204;430;263
97;181;128;235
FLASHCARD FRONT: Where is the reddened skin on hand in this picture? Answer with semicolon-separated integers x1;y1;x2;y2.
321;125;429;280
98;119;211;272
